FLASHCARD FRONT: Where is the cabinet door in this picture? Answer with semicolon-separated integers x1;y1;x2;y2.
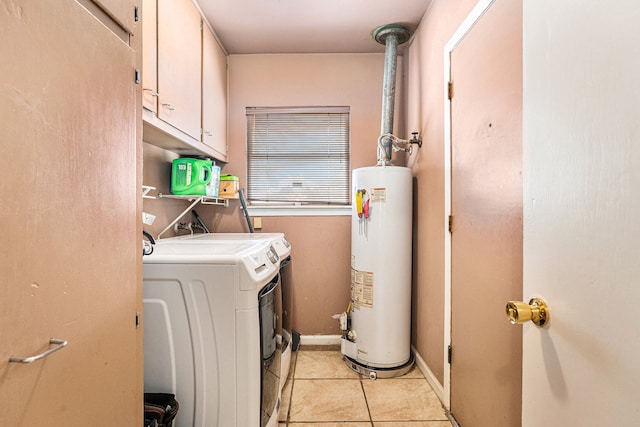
202;23;228;161
0;1;139;426
142;0;158;112
157;0;202;140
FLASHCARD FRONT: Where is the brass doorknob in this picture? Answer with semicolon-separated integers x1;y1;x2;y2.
506;298;549;327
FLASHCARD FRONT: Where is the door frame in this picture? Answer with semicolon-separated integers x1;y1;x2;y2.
442;0;498;410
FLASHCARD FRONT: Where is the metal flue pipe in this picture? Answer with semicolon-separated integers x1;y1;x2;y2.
372;24;410;165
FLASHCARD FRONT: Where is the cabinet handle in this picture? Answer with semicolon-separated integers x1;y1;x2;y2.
161;103;176;111
9;338;68;364
143;88;160;97
204;130;213;136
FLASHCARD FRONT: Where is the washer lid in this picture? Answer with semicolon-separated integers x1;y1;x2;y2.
163;233;292;259
144;240;261;262
170;232;280;243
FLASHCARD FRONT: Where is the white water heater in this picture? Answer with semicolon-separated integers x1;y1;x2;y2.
342;165;413;377
340;23;416;378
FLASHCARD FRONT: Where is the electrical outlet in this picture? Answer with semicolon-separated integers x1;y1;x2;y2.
253;217;262;229
142;212;156;225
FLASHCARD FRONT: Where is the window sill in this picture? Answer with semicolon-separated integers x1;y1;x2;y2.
246;205;352;217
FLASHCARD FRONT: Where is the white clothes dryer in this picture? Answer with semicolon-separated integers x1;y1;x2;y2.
143;238;282;427
167;233;293;391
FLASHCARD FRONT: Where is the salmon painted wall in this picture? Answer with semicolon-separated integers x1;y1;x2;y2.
403;0;478;385
141;142;226;240
215;53;404;334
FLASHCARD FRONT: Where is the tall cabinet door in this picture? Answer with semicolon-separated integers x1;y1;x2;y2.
0;1;139;426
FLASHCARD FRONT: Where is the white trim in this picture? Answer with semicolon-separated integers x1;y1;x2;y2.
299;334;342;346
246;206;351;217
442;46;453;411
246;106;350;115
412;346;445;404
442;0;497;411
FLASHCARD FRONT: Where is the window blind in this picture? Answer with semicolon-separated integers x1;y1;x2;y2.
246;107;350;205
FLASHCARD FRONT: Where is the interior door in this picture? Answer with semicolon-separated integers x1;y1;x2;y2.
522;1;640;425
449;0;523;425
0;1;139;425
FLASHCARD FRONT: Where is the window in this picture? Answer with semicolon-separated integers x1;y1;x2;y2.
246;106;350;206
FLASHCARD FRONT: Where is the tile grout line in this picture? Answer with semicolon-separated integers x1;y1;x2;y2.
284;377;293;426
358;372;375;426
283;350;300;426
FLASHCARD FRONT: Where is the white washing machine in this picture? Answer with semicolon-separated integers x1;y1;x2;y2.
168;233;293;391
170;232;290;260
143;238;282;427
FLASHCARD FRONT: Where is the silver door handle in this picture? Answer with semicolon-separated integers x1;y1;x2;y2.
161;103;176;111
9;338;68;364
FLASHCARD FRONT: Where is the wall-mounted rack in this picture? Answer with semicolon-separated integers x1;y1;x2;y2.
142;185;157;199
157;193;229;239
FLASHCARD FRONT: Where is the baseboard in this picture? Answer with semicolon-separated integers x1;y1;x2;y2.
412;345;445;404
299;334;342;346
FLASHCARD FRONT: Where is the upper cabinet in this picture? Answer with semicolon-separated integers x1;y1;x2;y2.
157;0;202;140
142;0;228;162
202;23;228;160
142;0;157;113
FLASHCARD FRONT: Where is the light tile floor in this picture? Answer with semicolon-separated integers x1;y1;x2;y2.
278;348;453;427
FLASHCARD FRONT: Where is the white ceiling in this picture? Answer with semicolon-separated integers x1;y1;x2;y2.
197;0;431;54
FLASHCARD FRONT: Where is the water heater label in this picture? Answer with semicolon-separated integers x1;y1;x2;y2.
371;188;386;202
351;268;374;308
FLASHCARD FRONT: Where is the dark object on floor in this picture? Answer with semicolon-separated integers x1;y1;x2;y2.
144;393;179;427
291;329;301;352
